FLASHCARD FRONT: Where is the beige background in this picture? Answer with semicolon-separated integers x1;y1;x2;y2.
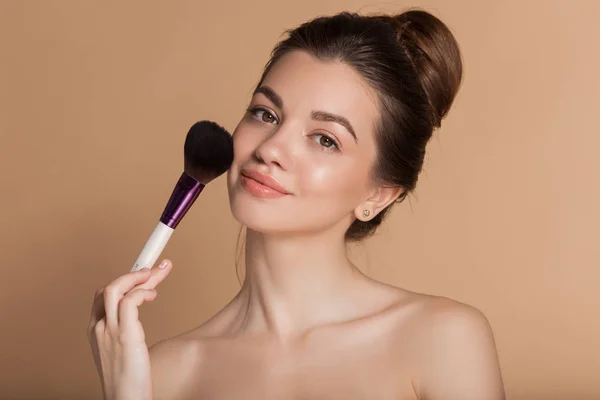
1;0;598;399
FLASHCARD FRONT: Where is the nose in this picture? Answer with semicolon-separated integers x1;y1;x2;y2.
253;125;293;170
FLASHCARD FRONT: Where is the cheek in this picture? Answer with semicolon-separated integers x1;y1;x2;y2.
227;127;255;188
232;128;256;164
302;160;370;202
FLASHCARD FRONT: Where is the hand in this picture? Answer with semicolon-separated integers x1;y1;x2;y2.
87;259;173;400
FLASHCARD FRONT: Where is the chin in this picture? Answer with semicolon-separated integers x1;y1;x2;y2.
226;171;352;236
228;191;291;233
227;170;291;230
229;196;350;239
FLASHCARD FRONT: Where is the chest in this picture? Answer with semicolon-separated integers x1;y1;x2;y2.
183;335;418;400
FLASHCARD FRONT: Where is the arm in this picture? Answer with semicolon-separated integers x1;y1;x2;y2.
416;301;505;400
87;261;174;400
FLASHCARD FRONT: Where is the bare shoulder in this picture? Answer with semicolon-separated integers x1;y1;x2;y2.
388;290;505;400
148;333;206;400
147;304;237;399
406;292;495;335
410;294;501;369
383;289;496;338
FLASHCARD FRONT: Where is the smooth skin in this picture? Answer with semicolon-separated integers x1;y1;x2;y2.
88;50;505;399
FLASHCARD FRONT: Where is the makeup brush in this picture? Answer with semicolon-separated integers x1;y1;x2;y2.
130;120;234;272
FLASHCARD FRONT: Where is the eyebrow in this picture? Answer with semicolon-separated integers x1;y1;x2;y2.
253;85;358;143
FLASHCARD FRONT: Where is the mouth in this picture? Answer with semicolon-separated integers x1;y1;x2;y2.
240;169;291;198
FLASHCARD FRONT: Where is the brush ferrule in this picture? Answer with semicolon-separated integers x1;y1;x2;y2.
160;172;205;229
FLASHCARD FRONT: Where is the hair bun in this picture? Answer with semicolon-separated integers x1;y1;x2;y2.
390;10;463;128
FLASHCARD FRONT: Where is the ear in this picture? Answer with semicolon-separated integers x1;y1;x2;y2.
354;185;404;221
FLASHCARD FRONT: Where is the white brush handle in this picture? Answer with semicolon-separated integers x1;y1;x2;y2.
131;221;174;272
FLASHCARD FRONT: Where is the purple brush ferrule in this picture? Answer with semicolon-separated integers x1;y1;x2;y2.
160;172;205;229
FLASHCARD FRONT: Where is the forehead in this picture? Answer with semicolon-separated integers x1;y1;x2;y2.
259;50;380;138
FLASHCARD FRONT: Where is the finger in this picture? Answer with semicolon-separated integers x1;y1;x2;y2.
90;316;107;345
88;288;105;331
118;288;158;332
135;259;173;291
104;268;152;328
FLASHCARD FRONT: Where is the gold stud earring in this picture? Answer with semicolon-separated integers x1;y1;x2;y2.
362;210;370;218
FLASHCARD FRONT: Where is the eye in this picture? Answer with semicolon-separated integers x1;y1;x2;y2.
247;107;278;125
312;133;339;150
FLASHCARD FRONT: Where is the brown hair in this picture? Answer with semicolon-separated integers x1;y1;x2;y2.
253;9;463;241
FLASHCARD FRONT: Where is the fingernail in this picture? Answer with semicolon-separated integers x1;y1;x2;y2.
158;260;168;269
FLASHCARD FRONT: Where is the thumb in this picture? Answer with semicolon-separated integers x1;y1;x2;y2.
136;259;173;291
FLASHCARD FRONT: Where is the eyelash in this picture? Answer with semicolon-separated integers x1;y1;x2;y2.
246;106;340;151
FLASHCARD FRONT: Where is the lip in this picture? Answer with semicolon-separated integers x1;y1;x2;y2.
240;169;291;197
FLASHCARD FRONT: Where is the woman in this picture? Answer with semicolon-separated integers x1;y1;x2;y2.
88;9;505;400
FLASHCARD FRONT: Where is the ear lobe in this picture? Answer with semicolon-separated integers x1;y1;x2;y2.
354;186;404;221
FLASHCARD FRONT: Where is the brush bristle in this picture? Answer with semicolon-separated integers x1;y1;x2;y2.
184;121;234;184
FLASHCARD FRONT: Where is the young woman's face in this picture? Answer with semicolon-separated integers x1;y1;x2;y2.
227;50;381;236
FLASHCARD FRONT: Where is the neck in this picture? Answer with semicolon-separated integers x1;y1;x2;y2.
232;227;370;339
